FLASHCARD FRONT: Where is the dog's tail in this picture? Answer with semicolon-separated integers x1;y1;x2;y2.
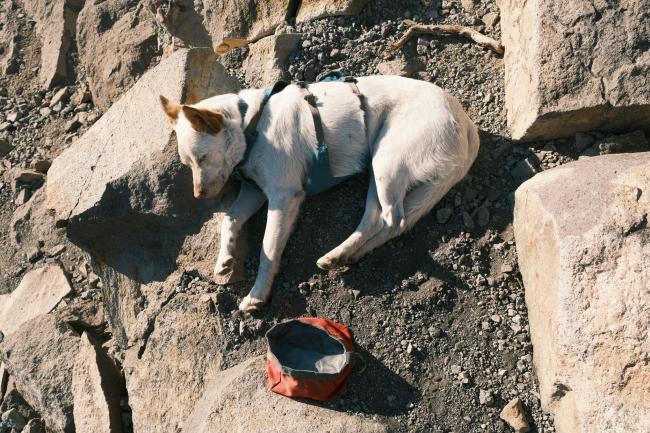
403;123;480;231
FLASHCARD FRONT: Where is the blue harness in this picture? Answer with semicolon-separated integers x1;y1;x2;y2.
233;72;366;196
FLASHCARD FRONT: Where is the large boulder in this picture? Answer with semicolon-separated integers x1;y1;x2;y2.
72;333;124;433
122;294;225;433
183;356;389;433
514;152;650;433
0;265;72;336
76;0;161;110
20;0;84;88
0;315;80;433
46;48;239;348
203;0;291;54
499;0;650;141
242;33;301;87
296;0;370;23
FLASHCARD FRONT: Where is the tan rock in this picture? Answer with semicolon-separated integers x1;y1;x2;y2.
514;152;650;433
0;265;72;335
0;315;80;433
296;0;370;23
203;0;290;54
499;398;530;433
377;57;425;77
72;333;124;433
0;362;8;403
499;0;650;141
243;33;302;87
183;356;388;433
123;294;225;433
21;0;84;88
76;0;160;110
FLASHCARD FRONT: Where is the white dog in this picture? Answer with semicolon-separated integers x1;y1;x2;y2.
160;75;479;311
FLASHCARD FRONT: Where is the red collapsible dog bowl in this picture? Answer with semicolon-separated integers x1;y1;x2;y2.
265;317;357;401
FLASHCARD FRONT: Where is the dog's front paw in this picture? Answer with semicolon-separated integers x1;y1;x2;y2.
239;295;266;312
213;256;244;285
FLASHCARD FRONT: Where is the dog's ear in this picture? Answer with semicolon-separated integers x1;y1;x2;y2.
159;95;181;124
181;106;224;135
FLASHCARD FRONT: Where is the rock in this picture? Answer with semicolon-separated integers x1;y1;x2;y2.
123;294;225;433
510;158;538;182
482;12;499;29
0;265;72;336
144;0;212;49
595;130;649;155
0;138;12;158
202;0;290;54
499;0;650;141
49;87;70;108
242;33;302;87
0;21;19;76
76;0;161;110
0;363;7;402
514;152;650;433
1;408;26;431
479;389;494;406
574;132;594;153
0;315;79;433
377;57;425;77
31;159;52;174
296;0;371;23
72;333;124;433
182;356;388;433
64;117;81;133
46;48;238;348
71;85;92;105
10;168;44;194
22;0;84;88
499;398;530;433
22;419;45;433
461;0;476;12
436;207;453;224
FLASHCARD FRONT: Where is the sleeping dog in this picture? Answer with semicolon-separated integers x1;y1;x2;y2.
160;75;479;311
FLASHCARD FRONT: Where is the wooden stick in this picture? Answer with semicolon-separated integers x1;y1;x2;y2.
384;20;504;57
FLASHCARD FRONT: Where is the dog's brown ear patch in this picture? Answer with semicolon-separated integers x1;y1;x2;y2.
181;106;224;135
159;95;181;123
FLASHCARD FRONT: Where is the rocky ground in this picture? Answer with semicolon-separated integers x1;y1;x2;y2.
0;1;647;433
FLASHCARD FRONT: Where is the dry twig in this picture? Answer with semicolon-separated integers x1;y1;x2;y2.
384;20;504;57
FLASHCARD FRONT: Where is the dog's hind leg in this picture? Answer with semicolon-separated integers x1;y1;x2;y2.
348;177;454;263
316;175;383;270
214;182;267;284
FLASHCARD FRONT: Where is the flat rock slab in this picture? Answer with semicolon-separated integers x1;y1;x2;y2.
123;294;225;433
514;152;650;433
0;315;80;433
0;265;72;335
499;0;650;140
182;356;388;433
72;333;124;433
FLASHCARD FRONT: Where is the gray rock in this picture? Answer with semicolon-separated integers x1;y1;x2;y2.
479;389;495;406
182;356;388;433
596;130;649;155
49;87;70;108
436;207;453;223
514;152;650;433
574;132;595;152
0;138;12;158
0;315;79;433
510;158;538;182
22;419;44;433
1;408;25;431
500;0;650;141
